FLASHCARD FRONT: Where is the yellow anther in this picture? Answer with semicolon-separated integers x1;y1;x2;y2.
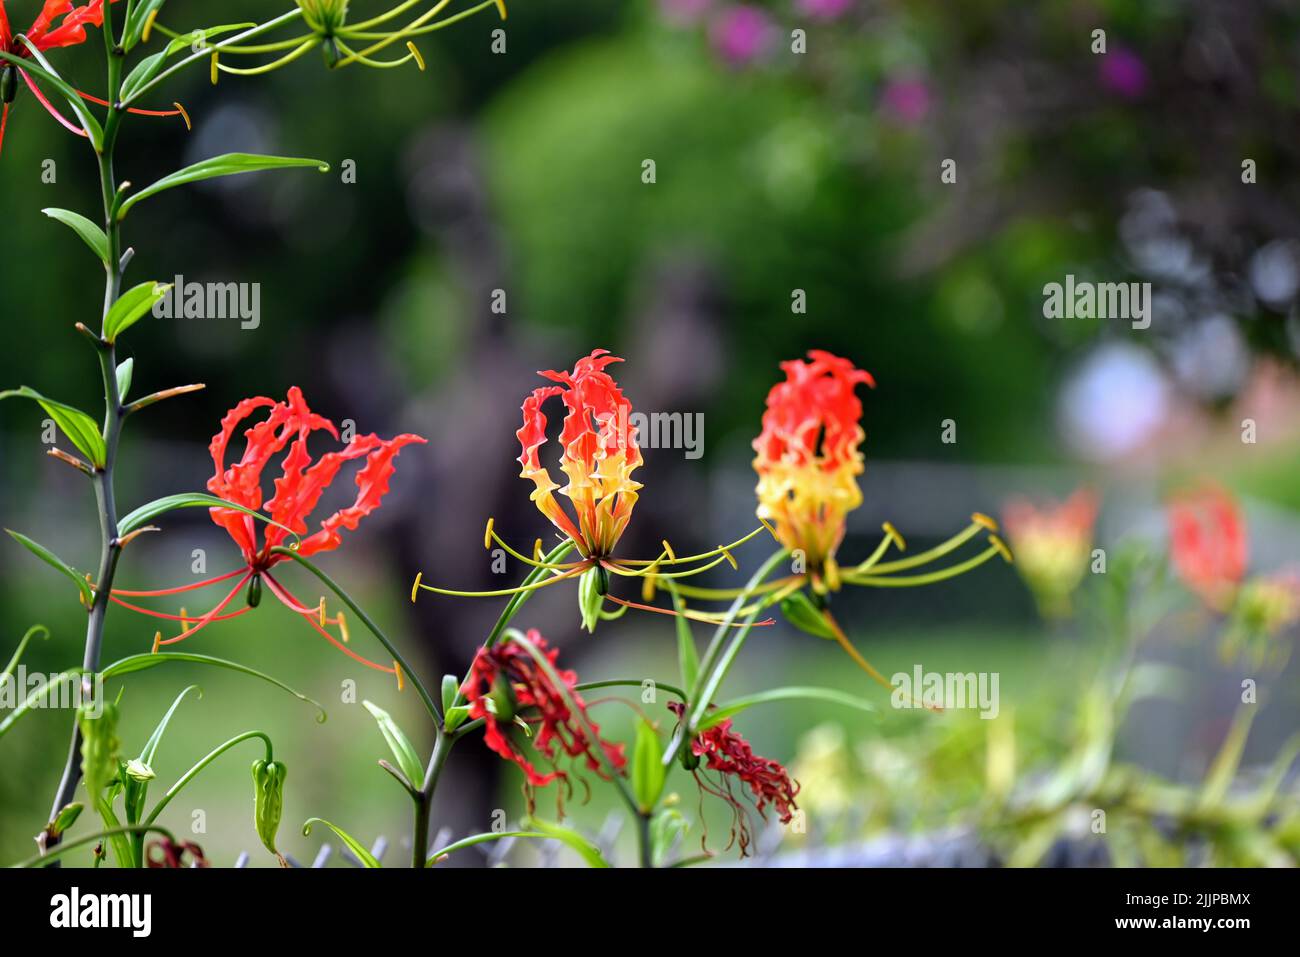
410;572;423;603
142;9;159;43
533;539;543;561
173;102;192;131
317;598;327;627
641;573;656;603
151;632;162;655
882;521;907;551
661;540;677;562
719;545;738;571
406;41;425;71
484;517;495;550
394;661;405;692
494;0;508;20
824;556;842;592
179;608;189;636
210;52;219;85
758;516;779;540
988;534;1014;563
337;611;350;644
972;512;999;532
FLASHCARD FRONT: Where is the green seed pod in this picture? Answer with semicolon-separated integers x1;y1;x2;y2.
1;66;17;105
247;573;263;608
78;700;121;801
251;758;287;861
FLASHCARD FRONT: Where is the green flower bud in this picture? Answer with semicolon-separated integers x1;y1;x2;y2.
578;565;608;633
296;0;350;34
251;758;287;862
1;66;17;105
78;700;121;801
48;802;84;840
124;759;156;782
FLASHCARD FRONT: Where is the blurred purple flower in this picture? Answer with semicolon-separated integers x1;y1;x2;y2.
880;75;931;125
660;0;713;26
710;5;776;67
1099;47;1148;99
795;0;852;20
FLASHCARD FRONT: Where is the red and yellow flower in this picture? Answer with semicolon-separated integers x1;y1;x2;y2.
0;0;186;155
1003;487;1098;618
1167;483;1247;613
413;349;774;632
106;387;424;674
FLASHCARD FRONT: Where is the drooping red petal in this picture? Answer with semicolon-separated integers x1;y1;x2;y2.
21;69;87;136
27;0;117;51
0;103;9;157
0;2;12;50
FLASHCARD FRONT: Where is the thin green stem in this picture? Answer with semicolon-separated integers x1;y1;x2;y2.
143;731;272;827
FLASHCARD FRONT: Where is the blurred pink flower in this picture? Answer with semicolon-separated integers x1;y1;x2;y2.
880;75;931;125
1099;46;1148;99
659;0;713;26
710;5;776;67
795;0;852;20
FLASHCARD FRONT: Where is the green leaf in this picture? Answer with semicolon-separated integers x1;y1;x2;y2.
697;685;878;731
631;718;665;813
361;700;424;788
522;818;610;868
6;530;93;607
122;0;169;50
42;208;109;264
102;653;326;723
116;358;134;404
4;624;50;680
426;830;554;866
302;818;381;868
0;48;102;149
118;154;330;219
444;705;470;732
665;580;699;691
778;591;836;639
118;492;297;540
120;22;256;97
0;386;105;467
104;281;170;344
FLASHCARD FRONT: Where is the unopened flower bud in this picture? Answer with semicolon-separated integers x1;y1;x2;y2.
251;758;287;863
124;759;156;782
78;700;121;800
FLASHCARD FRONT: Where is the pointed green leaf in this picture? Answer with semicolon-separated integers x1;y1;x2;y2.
6;530;93;606
631;718;665;813
102;653;325;723
302;818;381;868
118;154;330;219
116;358;134;403
441;673;459;712
104;281;170;344
0;670;84;739
42;208;109;264
4;625;50;681
0;48;102;149
522;818;610;868
665;580;699;691
361;700;424;788
122;0;169;50
779;591;836;639
118;492;298;540
0;386;105;467
697;685;877;730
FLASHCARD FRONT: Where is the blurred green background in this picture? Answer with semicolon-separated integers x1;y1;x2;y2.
1;0;1298;866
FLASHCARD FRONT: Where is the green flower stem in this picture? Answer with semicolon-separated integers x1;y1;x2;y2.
143;731;273;827
660;549;788;770
412;730;453;868
575;679;688;701
43;46;131;859
270;545;439;723
14;825;176;868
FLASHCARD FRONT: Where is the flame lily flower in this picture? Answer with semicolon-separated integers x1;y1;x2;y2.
178;0;508;80
668;701;798;858
462;629;626;807
660;351;1012;695
412;349;776;632
0;0;187;155
1167;483;1247;613
104;387;425;675
1003;487;1098;619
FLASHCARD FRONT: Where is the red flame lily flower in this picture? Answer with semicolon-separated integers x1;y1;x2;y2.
1003;487;1099;618
670;701;798;857
462;630;626;797
1168;484;1247;612
108;387;425;673
0;0;186;155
